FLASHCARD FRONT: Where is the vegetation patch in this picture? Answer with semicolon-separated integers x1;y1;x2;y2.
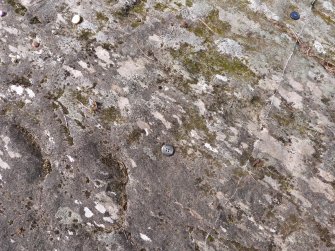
6;0;27;16
100;106;122;124
187;9;231;41
170;44;257;81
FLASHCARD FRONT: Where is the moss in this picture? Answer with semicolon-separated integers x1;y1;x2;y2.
16;100;25;108
51;101;58;110
315;221;332;247
126;128;145;144
42;159;52;175
187;9;231;41
186;0;193;7
100;106;122;123
74;119;86;129
72;91;89;106
168;73;195;94
280;214;301;239
61;125;74;146
228;240;259;251
171;44;257;81
132;0;147;15
198;181;215;195
101;43;114;51
114;0;147;26
78;29;95;41
57;102;69;115
14;125;42;158
263;166;293;193
46;88;64;100
207;235;215;242
131;19;143;28
321;97;330;105
6;0;27;16
96;12;109;23
313;9;335;25
233;167;249;178
10;76;31;87
154;3;168;11
29;16;41;24
183;108;216;142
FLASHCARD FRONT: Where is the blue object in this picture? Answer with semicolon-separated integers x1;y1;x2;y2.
290;11;300;20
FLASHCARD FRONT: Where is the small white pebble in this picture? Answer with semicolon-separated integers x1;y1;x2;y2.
71;14;81;24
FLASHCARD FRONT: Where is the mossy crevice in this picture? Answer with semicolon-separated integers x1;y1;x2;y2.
6;0;27;16
187;9;231;41
154;3;168;11
172;108;216;144
280;214;302;239
170;44;257;81
96;12;109;23
100;106;122;124
126;128;145;145
114;0;147;27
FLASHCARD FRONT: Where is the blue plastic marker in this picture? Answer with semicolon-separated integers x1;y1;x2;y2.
290;11;300;20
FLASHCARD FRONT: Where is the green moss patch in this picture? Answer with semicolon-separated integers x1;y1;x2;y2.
6;0;27;16
187;9;231;41
170;44;257;81
100;106;122;123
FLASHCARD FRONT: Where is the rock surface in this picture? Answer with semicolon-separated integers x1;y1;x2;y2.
0;0;334;250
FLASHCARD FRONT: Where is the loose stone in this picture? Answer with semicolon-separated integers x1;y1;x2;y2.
71;14;82;24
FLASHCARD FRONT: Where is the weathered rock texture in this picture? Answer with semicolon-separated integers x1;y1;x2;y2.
0;0;334;250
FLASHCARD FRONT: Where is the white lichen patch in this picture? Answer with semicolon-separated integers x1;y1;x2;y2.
84;207;94;218
308;177;335;201
63;65;83;78
194;100;206;115
186;1;213;20
95;46;114;66
252;128;314;176
10;85;24;95
94;222;105;228
215;74;228;82
140;233;152;242
78;60;96;73
118;97;131;116
0;158;10;170
103;217;113;223
26;89;35;98
67;155;75;162
191;79;213;94
204;143;218;153
94;202;107;214
278;88;303;110
248;0;279;21
313;41;326;54
152;111;171;129
322;1;334;11
1;135;21;158
117;58;146;80
288;78;304;92
95;192;119;220
215;38;244;58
